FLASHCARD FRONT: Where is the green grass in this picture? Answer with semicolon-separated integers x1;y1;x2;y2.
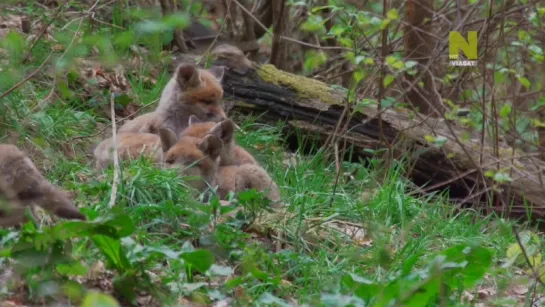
0;2;544;306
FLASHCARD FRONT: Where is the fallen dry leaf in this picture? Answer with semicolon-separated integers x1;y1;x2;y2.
511;284;529;296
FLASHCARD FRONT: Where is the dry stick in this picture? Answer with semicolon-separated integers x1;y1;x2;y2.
23;2;66;63
108;94;120;209
36;18;84;111
378;0;392;182
195;0;229;66
513;225;545;287
0;52;53;101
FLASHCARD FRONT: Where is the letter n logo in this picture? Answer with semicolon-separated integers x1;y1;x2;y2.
449;31;478;60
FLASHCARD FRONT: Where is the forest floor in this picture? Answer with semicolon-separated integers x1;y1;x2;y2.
0;2;545;307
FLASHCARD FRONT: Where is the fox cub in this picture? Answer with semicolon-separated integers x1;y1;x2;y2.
93;133;162;170
0;144;86;227
118;112;159;134
118;64;227;136
159;128;222;193
181;115;257;166
180;116;282;206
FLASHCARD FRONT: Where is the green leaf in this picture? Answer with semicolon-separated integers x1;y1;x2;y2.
499;104;512;118
328;24;346;36
56;262;88;276
163;12;191;29
380;97;396;108
208;264;234;276
494;71;507;84
493;172;512;183
506;243;522;259
439;244;493;288
387;9;399;20
424;135;435;143
386;56;404;70
434;136;447;147
258;293;292;307
383;75;395;87
405;60;418;69
92;235;132;272
135;20;169;35
517;76;531;89
54;213;135;240
342;273;382;301
0;31;26;61
181;249;215;273
81;292;120;307
300;15;325;33
364;57;375;65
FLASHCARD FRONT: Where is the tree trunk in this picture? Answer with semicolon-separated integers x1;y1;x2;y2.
404;0;445;117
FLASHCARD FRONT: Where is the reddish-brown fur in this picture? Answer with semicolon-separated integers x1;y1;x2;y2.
178;117;282;207
216;164;282;208
118;112;160;134
117;64;227;136
181;116;257;166
155;64;227;137
93;133;162;170
159;128;223;194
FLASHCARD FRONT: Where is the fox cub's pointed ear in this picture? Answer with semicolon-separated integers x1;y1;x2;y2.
199;135;223;160
175;64;200;89
159;128;179;152
188;115;202;126
209;119;235;143
207;66;225;83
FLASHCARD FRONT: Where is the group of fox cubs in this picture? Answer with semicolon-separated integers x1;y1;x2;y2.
0;60;281;227
94;62;281;205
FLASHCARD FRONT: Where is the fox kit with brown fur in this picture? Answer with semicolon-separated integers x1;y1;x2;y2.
181;115;257;166
159;128;223;193
118;112;159;134
179;117;281;206
154;64;227;137
93;133;162;170
0;144;86;227
216;164;282;207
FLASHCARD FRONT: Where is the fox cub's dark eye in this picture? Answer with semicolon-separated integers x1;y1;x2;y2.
166;158;175;164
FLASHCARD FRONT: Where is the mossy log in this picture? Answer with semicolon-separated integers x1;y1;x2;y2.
172;48;545;223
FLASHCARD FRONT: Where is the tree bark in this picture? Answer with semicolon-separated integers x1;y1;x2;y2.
404;0;445;117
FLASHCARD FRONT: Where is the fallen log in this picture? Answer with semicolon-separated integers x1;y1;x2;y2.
171;46;545;223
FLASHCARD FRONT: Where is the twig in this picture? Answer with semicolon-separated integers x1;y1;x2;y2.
108;94;120;209
23;2;66;63
36;18;84;111
513;225;545;287
0;52;53;101
230;0;350;51
196;3;228;66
